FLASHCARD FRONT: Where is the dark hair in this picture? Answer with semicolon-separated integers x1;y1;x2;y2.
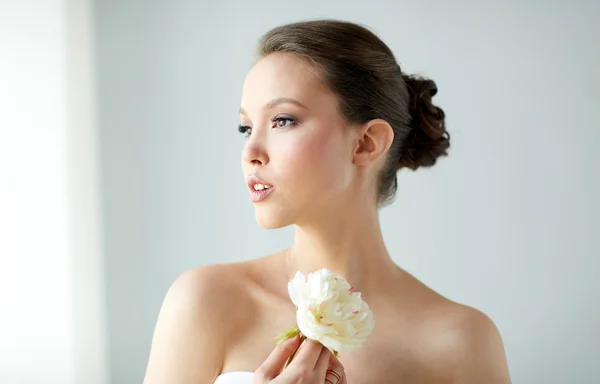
258;19;450;207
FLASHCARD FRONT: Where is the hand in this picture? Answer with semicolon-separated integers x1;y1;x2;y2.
254;335;347;383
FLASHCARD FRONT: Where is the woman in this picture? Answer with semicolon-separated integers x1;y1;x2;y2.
144;19;511;384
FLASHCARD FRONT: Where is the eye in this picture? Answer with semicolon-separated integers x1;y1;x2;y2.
238;124;252;138
271;116;297;129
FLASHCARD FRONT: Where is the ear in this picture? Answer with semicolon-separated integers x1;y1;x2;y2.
352;119;394;166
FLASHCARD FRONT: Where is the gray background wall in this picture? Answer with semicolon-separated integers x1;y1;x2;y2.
95;1;600;383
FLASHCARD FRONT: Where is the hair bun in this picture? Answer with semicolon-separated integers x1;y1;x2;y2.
398;74;450;170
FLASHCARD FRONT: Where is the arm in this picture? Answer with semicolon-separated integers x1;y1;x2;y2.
143;266;230;384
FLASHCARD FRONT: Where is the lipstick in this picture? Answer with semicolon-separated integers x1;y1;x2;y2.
246;175;275;202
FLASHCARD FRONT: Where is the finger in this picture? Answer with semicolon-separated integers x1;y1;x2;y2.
256;334;301;379
326;353;345;384
291;338;324;369
314;347;331;377
334;371;348;384
325;369;344;384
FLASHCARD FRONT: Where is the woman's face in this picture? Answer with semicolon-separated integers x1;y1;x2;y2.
240;53;358;229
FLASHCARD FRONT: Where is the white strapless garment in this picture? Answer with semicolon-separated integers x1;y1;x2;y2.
213;371;255;383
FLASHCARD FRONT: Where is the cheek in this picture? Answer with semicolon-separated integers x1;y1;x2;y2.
277;126;351;195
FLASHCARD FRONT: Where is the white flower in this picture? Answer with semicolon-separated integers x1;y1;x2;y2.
287;268;375;353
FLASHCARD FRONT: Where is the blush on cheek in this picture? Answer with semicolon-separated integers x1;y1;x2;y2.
279;129;349;197
277;142;315;183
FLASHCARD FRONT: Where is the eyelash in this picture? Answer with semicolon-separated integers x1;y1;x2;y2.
238;124;251;137
238;117;297;138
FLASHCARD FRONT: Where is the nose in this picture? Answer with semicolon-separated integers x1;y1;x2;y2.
242;137;269;167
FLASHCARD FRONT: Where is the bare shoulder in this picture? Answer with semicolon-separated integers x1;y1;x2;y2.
143;262;253;384
386;270;511;383
162;263;253;327
175;262;253;304
163;262;257;333
417;298;512;383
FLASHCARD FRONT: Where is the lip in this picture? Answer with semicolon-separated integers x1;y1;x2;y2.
246;175;275;202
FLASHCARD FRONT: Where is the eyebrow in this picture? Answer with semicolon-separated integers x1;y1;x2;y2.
239;97;309;115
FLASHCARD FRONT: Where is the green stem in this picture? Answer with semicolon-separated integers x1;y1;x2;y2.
275;325;300;345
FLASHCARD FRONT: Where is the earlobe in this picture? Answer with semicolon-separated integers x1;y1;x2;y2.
352;119;394;166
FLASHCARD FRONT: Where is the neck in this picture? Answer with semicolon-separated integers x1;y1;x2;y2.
284;202;397;295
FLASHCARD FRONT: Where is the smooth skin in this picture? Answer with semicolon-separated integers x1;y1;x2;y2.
143;53;512;383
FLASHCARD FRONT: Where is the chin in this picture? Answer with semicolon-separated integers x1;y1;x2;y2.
253;206;293;229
